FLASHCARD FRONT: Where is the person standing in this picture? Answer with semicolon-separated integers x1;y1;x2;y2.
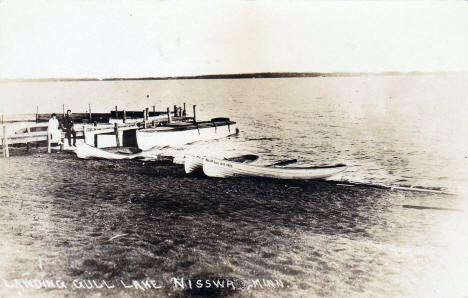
48;113;61;144
62;109;76;147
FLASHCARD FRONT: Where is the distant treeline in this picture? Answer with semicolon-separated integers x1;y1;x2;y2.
0;71;459;82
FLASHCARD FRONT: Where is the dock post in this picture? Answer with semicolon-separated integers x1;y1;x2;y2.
2;126;9;158
183;103;186;116
152;105;155;113
193;105;197;123
143;110;147;128
88;104;92;121
26;127;31;152
115;106;118;119
60;133;64;151
145;107;149;120
62;104;65;117
83;126;87;145
167;107;171;123
47;127;51;154
114;123;120;147
123;110;126;123
94;134;98;147
36;106;39;123
174;105;177;117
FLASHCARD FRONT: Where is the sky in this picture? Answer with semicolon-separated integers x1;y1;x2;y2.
0;0;467;79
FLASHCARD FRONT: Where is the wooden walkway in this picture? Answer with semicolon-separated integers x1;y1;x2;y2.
2;123;139;157
1;104;198;157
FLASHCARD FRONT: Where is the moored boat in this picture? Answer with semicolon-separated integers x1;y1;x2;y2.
202;157;347;180
136;118;238;150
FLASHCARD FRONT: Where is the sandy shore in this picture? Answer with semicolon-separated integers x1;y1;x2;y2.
0;148;466;297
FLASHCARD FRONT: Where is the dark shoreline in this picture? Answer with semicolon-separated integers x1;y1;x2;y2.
0;149;460;297
1;71;463;83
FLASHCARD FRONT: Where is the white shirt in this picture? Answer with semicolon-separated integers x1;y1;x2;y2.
48;118;59;131
48;118;61;142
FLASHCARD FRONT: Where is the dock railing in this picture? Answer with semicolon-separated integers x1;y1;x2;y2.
1;122;140;157
1;104;198;157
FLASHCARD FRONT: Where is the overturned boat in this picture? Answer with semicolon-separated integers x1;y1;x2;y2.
184;154;258;174
202;157;347;180
75;143;143;160
136;118;238;150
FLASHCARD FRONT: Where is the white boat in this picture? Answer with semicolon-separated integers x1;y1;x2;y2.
184;154;258;174
75;143;142;160
202;157;347;180
136;119;238;150
184;155;208;174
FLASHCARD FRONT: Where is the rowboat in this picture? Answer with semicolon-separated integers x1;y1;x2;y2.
75;143;142;160
202;157;347;180
136;119;238;150
184;154;258;174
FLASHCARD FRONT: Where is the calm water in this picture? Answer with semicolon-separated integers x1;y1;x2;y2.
1;75;467;297
1;74;467;192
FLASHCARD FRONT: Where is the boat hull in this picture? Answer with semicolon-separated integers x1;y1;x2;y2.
202;158;347;180
184;154;259;174
184;155;206;174
136;121;237;150
75;143;141;160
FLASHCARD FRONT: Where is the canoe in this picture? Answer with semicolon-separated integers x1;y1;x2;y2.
136;119;238;150
202;157;347;179
184;154;258;174
75;143;142;160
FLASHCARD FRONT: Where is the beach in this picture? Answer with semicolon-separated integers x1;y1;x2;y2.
0;147;467;297
1;75;467;297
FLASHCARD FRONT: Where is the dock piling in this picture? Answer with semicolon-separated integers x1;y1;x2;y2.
89;104;92;121
83;126;87;144
152;105;155;113
143;110;147;128
114;123;120;147
26;127;30;151
123;110;126;123
167;107;171;123
193;105;197;123
145;107;149;121
47;127;51;154
2;126;9;158
36;106;39;123
183;103;186;116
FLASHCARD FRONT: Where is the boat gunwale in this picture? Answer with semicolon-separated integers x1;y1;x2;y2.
138;120;236;133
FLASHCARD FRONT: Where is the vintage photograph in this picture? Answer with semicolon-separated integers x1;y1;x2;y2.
0;1;467;297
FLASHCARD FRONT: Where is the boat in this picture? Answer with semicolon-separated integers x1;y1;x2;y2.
184;154;258;174
202;157;347;180
75;143;142;160
136;118;238;150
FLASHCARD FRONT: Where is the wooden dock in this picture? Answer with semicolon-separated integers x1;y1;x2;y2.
1;104;196;157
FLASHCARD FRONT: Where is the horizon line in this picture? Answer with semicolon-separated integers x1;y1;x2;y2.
0;71;464;82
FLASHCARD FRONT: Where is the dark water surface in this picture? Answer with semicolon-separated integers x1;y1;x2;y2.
0;151;466;297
